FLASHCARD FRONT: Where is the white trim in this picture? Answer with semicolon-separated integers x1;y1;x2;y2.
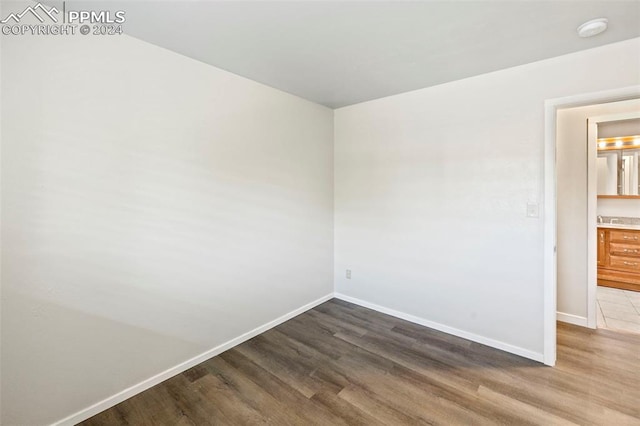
543;98;559;366
334;293;544;363
51;293;334;426
587;119;598;329
543;85;640;367
556;312;588;327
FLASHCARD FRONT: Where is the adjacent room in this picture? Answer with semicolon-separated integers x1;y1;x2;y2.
1;1;640;425
557;100;640;335
593;117;640;335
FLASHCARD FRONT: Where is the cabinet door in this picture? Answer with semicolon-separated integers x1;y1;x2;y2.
609;230;640;243
610;243;640;258
597;229;606;266
609;256;640;272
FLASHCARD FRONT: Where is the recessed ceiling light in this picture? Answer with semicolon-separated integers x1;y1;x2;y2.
577;18;608;38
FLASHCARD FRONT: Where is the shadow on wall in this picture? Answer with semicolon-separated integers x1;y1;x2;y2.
1;292;204;426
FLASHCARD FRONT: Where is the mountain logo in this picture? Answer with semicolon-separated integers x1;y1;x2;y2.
1;3;60;24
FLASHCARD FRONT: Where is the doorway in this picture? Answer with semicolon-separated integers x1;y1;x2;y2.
544;86;640;366
590;114;640;334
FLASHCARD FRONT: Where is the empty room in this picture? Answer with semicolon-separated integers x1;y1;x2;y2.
1;1;639;425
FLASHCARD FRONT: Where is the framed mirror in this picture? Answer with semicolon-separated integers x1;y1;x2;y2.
597;135;640;197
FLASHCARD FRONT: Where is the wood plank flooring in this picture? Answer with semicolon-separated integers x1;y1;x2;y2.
80;299;640;425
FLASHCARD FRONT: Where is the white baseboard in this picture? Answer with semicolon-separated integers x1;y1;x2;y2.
556;311;588;327
52;293;334;426
334;293;544;363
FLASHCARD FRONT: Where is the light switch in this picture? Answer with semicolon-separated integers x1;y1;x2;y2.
527;202;539;218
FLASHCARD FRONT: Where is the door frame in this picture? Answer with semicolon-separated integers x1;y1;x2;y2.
543;85;640;366
587;110;640;328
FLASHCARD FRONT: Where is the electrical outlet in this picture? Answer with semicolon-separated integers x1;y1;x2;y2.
346;269;351;279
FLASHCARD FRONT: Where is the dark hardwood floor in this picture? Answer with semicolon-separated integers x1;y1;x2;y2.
80;299;640;425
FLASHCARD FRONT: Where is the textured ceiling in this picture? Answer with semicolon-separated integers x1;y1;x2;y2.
55;1;640;108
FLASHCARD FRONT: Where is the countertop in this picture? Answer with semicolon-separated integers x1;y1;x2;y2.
597;223;640;231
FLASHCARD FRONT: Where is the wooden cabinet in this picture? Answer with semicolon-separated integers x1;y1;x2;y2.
598;227;640;292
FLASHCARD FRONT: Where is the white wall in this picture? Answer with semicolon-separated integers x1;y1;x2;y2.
334;38;640;359
557;99;640;321
1;33;334;425
598;198;640;217
598;118;640;138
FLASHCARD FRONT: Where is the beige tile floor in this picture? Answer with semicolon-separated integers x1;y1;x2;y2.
596;286;640;334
